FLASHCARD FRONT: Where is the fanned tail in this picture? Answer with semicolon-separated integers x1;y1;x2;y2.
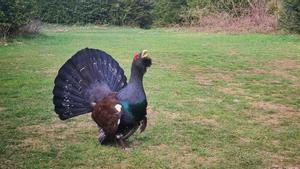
53;48;127;120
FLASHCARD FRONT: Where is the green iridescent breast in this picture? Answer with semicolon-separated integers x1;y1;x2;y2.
121;100;147;122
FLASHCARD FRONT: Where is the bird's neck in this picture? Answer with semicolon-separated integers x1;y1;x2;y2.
117;65;146;103
126;65;146;102
118;66;147;123
128;66;144;85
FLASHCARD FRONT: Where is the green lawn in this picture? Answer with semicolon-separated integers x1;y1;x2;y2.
0;25;299;169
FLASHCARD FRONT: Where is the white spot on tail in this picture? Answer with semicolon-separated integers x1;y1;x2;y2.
117;119;120;125
80;67;85;72
91;102;96;107
115;104;122;112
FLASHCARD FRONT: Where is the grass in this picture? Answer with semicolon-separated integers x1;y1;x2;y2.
0;24;299;169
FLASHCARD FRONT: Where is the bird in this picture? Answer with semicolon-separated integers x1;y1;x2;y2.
52;48;152;149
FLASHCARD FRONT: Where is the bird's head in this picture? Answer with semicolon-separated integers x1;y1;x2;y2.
132;50;152;74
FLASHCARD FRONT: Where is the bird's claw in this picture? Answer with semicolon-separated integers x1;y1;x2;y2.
123;147;131;151
116;134;123;139
116;136;129;150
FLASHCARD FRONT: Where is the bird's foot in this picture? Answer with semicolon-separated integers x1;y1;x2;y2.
116;133;123;139
123;147;131;151
116;135;129;150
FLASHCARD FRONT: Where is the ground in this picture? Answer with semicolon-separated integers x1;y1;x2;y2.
0;25;299;169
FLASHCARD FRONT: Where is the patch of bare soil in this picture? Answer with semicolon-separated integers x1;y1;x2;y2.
197;156;218;166
251;101;299;125
55;28;68;33
192;67;234;86
217;83;257;100
0;159;18;169
251;59;300;84
148;143;169;150
253;68;299;83
253;69;269;74
196;76;214;86
19;138;50;151
146;107;157;126
270;70;298;81
165;111;180;121
239;137;251;144
217;85;245;96
40;68;57;78
112;159;130;169
265;150;300;169
250;67;300;90
159;63;178;71
191;117;219;127
227;49;240;56
196;73;233;86
17;117;96;151
179;97;206;103
0;107;6;112
268;59;300;70
253;102;294;113
270;165;300;169
271;140;280;146
143;144;218;168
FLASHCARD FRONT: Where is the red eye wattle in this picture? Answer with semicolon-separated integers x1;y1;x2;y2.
134;53;139;61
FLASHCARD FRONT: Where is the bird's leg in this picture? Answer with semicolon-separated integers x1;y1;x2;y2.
114;122;145;149
139;117;147;133
115;134;129;150
98;128;106;144
121;125;139;140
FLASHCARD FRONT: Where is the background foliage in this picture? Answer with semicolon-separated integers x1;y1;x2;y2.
279;0;300;33
0;0;299;40
37;0;152;28
0;0;37;40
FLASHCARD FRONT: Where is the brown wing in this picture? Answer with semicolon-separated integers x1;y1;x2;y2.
91;93;120;138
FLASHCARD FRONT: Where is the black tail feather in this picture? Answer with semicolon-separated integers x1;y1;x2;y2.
53;48;127;120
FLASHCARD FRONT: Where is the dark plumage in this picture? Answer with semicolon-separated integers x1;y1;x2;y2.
53;48;151;149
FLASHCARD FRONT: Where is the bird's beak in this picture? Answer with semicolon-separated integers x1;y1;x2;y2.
141;50;152;67
141;50;148;58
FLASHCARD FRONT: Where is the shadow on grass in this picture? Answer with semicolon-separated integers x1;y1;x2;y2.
1;33;51;45
14;33;50;41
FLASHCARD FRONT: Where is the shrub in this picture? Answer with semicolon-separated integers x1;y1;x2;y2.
152;0;187;25
0;0;38;40
109;0;153;28
280;0;300;33
37;0;153;29
19;19;42;34
181;1;278;33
